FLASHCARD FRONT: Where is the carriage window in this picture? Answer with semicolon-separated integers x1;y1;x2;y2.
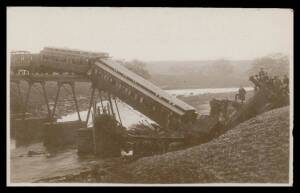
140;97;144;103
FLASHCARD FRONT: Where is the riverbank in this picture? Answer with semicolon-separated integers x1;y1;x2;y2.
103;106;290;183
30;105;290;183
9;87;264;183
179;90;254;114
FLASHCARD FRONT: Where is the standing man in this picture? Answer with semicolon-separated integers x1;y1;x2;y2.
249;75;259;91
236;86;246;104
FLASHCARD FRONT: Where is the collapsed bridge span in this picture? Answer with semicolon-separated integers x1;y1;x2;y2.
91;59;197;128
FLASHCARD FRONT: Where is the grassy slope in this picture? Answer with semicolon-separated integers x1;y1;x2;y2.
106;106;290;183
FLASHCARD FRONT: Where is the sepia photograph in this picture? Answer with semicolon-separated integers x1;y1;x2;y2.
6;7;293;186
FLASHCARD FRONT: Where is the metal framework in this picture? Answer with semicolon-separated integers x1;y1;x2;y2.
11;77;83;124
10;57;197;130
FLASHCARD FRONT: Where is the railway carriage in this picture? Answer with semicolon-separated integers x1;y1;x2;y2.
40;47;109;74
10;47;109;74
10;51;41;73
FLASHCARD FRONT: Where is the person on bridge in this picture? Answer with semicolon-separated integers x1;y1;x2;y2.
235;86;246;104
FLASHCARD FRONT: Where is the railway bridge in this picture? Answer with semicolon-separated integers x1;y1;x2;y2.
10;47;197;130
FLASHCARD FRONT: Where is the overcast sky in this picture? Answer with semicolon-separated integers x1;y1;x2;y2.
7;7;293;61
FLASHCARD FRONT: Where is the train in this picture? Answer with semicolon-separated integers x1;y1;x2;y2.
10;47;198;127
10;47;109;74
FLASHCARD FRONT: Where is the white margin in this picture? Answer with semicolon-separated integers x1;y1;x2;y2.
6;7;294;187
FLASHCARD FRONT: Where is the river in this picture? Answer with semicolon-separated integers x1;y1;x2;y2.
56;86;253;128
10;86;253;183
166;86;253;96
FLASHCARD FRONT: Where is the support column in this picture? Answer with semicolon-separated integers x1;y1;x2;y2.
99;90;105;113
86;86;96;126
23;81;33;119
108;93;116;118
70;82;81;122
114;97;122;126
16;81;23;111
51;82;62;120
40;81;51;120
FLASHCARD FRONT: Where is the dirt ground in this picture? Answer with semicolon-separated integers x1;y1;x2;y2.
102;106;290;184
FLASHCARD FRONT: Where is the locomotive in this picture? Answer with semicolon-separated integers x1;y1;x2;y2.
10;47;109;74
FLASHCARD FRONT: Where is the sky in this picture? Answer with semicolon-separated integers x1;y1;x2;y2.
7;7;293;61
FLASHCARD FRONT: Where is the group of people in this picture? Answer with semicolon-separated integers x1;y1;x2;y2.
249;68;289;96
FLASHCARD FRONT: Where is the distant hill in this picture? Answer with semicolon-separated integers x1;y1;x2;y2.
145;60;253;89
145;60;253;75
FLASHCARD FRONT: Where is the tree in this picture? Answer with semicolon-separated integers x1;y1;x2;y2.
248;53;289;76
121;59;151;80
